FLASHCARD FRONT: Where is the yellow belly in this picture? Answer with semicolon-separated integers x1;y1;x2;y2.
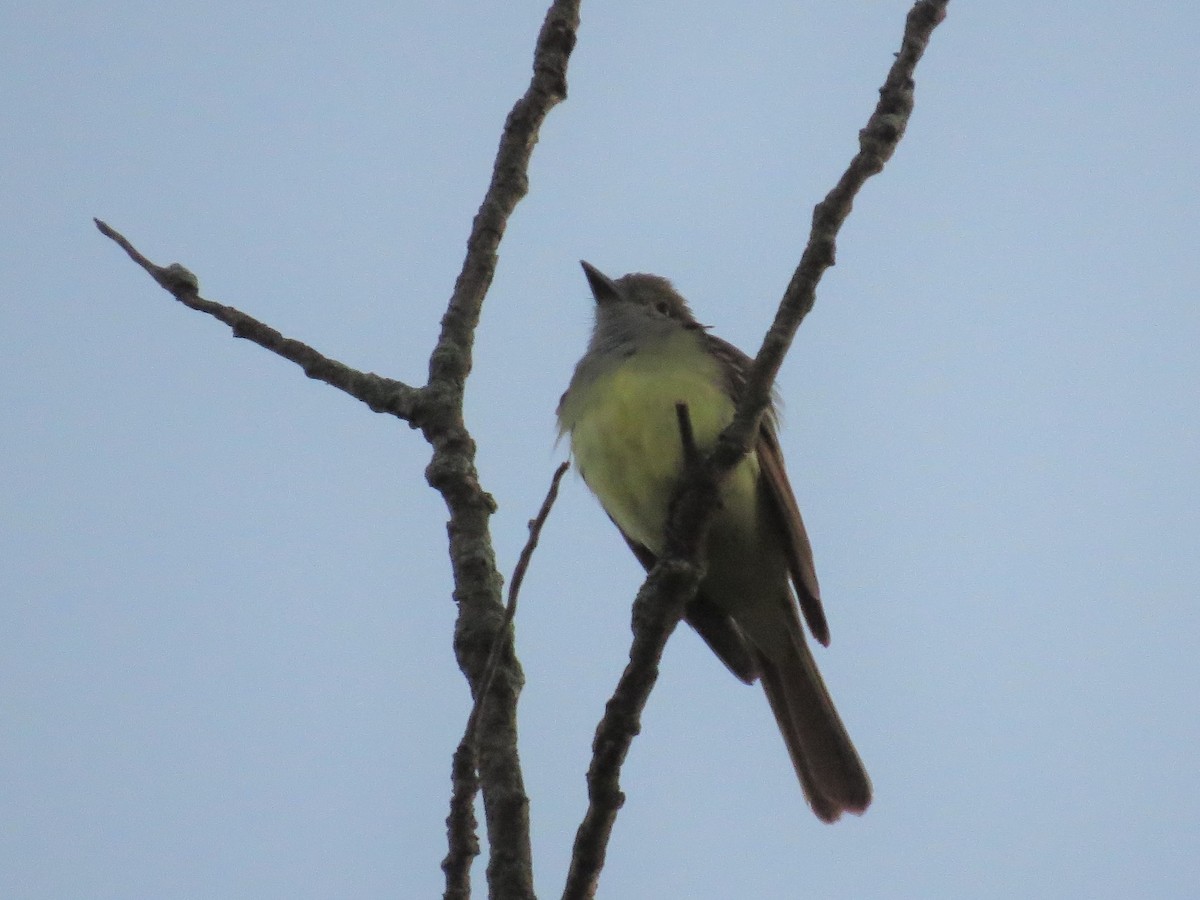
563;334;760;554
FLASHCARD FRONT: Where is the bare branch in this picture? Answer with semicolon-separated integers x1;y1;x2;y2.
443;742;481;900
717;0;951;468
564;2;951;895
562;402;716;900
426;2;580;395
507;462;572;632
562;560;702;900
425;4;581;897
443;462;570;897
93;219;424;422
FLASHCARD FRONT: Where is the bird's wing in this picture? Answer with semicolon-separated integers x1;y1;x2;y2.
702;331;831;646
757;427;830;646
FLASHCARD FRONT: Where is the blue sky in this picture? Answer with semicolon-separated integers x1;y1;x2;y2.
3;2;1198;897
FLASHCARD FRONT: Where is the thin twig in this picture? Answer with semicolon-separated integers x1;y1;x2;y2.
479;460;571;736
562;2;951;896
442;461;570;898
674;403;700;472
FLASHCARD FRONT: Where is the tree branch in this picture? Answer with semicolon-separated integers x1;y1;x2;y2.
93;219;425;422
563;2;951;895
717;0;950;468
443;462;569;899
423;4;581;898
563;409;708;900
96;1;584;896
443;742;481;900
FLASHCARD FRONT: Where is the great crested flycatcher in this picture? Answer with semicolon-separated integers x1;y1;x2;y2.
557;261;871;822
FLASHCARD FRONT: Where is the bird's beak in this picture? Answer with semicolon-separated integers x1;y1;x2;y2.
580;260;621;305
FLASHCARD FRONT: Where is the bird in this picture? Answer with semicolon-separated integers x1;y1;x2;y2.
557;261;871;822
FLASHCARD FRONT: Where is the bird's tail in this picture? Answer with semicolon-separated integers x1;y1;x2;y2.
756;637;872;822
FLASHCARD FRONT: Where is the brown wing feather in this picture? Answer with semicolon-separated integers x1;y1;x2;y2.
702;331;830;646
757;429;830;646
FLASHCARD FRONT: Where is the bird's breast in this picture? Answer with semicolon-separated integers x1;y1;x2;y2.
562;334;759;554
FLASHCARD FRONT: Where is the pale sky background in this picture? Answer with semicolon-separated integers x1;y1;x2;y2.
3;2;1198;898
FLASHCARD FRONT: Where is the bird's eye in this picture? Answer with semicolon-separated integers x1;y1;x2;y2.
654;301;670;316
